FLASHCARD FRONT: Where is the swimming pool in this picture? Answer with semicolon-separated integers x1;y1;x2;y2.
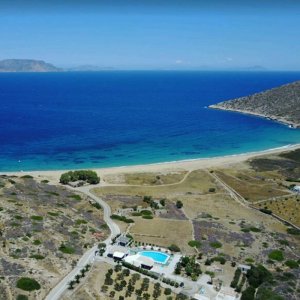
139;251;170;264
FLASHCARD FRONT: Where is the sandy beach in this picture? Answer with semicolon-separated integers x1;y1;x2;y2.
2;143;300;183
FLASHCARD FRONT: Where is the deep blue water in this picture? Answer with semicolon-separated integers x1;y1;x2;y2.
1;71;300;171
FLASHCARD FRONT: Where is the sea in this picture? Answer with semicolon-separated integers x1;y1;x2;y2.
1;71;300;172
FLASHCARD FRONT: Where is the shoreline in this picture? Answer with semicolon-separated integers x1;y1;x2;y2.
209;104;300;128
1;143;300;182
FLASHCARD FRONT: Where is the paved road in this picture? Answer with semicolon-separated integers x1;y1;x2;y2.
45;186;120;300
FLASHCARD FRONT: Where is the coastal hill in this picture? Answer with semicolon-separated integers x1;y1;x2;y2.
210;80;300;128
0;59;62;72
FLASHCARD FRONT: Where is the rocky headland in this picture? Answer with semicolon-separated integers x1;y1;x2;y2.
210;80;300;128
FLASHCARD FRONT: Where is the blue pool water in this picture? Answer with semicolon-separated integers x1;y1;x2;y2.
1;71;300;171
139;251;170;264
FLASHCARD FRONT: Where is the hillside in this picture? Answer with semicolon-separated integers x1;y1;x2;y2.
0;59;61;72
209;80;300;128
0;175;108;299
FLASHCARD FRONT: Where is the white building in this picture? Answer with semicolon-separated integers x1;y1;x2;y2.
216;287;240;300
124;254;154;270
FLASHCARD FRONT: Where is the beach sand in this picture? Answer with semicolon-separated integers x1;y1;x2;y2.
1;144;300;183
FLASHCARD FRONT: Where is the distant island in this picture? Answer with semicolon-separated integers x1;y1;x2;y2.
210;80;300;128
0;59;62;72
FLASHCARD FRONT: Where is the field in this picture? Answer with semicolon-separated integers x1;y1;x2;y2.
254;195;300;226
95;170;220;198
103;171;187;185
129;217;194;254
214;169;290;202
0;175;108;300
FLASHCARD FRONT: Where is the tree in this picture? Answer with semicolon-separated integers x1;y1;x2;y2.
176;200;183;208
241;286;255;300
109;291;115;298
164;288;172;295
143;293;151;300
68;281;75;290
75;274;81;284
246;265;272;288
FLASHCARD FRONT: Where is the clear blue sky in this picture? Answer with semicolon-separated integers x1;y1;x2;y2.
0;1;299;70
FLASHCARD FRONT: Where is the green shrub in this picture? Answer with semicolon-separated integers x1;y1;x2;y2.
21;175;33;179
278;239;289;246
210;241;222;248
287;228;300;235
16;277;41;291
16;295;28;300
285;260;299;269
68;194;82;201
111;215;134;223
60;170;100;184
41;180;49;183
168;244;180;252
91;202;101;209
30;216;43;221
33;240;41;245
75;219;88;225
188;240;201;248
59;243;75;254
142;215;153;219
140;210;152;215
268;250;284;262
47;211;59;217
212;256;226;264
249;227;261;232
29;254;45;260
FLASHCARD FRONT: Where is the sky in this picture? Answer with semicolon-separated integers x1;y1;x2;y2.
0;0;299;70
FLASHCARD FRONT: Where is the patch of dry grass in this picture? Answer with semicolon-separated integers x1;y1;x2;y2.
254;195;300;227
104;171;187;185
94;170;220;198
62;261;110;300
129;217;194;254
215;170;289;202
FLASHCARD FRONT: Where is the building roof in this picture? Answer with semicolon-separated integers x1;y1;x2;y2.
117;236;130;244
113;251;126;259
293;185;300;191
216;287;240;300
193;294;210;300
137;256;154;267
124;254;154;267
238;264;251;270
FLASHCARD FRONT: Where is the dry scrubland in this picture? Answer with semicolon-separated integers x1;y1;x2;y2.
0;176;108;300
93;150;300;280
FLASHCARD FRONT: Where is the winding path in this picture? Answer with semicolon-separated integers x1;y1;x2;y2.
45;185;120;300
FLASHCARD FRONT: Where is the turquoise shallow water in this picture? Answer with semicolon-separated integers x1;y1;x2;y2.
139;251;170;264
0;71;300;172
